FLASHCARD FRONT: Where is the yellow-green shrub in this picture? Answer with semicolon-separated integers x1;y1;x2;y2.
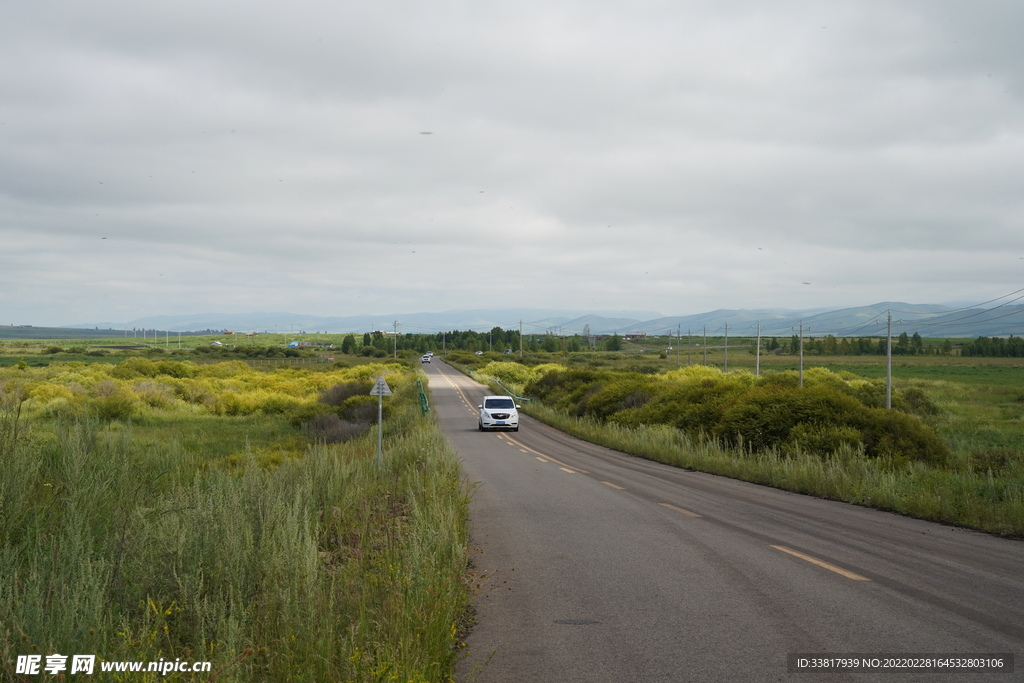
111;357;159;380
527;365;950;465
132;380;176;409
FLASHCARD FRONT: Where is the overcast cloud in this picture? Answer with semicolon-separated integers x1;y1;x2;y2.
2;0;1022;327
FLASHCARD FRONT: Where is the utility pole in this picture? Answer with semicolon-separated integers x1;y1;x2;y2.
755;321;761;376
519;320;523;358
702;327;707;366
723;323;730;371
393;321;398;358
797;321;806;387
687;329;691;366
677;324;681;368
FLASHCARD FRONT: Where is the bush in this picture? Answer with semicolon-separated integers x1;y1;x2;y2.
301;413;370;443
42;346;64;355
340;395;381;423
260;393;302;414
132;380;175;408
714;385;866;453
479;361;534;386
91;384;138;420
853;408;950;466
583;376;657;420
787;424;862;456
527;365;951;464
154;360;196;378
111;357;159;380
897;387;940;416
321;381;371;407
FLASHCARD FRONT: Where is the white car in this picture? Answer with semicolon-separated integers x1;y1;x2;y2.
421;355;431;363
478;395;520;432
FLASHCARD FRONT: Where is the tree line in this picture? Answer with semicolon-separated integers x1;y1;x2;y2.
960;335;1024;357
769;332;955;356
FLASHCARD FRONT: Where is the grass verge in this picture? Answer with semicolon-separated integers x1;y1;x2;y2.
521;401;1024;538
1;372;471;682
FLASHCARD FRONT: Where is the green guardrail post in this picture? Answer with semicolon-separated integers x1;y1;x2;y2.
417;379;430;414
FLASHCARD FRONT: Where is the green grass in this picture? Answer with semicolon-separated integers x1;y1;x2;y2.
0;369;471;682
521;402;1024;537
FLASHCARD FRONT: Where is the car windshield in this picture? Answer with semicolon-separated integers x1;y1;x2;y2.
484;398;515;409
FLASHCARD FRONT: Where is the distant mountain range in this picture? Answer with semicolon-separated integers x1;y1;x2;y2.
49;302;1024;338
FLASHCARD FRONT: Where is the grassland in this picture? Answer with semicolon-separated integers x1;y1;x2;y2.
0;358;471;682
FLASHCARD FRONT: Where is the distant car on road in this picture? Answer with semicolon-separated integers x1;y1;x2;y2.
478;395;520;432
421;355;431;363
475;351;484;355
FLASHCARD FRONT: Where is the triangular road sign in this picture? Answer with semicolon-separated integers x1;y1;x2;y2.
370;376;393;396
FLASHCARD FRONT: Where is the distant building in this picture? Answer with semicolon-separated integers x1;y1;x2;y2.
624;332;647;340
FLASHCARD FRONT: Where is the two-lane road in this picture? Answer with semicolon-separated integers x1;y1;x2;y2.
424;360;1023;682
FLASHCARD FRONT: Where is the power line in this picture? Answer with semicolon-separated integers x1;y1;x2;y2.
891;286;1024;316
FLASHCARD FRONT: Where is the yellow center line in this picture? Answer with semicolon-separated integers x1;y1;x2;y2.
659;502;702;518
437;366;476;407
771;545;870;581
519;449;529;453
535;457;548;462
558;467;575;474
601;481;625;490
501;434;590;474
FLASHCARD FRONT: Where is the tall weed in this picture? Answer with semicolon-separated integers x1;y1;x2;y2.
0;369;470;682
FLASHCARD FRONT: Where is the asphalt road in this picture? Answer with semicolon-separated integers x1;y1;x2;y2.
423;360;1023;682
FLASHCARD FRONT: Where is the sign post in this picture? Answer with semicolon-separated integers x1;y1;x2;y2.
369;376;392;466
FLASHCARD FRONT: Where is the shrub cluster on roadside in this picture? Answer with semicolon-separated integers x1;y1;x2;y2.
8;358;408;429
525;365;949;465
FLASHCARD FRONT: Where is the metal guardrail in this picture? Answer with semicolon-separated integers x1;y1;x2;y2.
416;379;430;414
490;378;533;403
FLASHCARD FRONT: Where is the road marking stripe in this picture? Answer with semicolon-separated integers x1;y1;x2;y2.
519;449;529;453
438;368;475;406
559;467;575;474
501;434;590;474
771;545;870;581
659;502;702;518
535;457;548;462
601;481;625;490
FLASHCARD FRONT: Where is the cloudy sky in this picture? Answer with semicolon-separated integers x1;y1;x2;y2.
2;0;1022;327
